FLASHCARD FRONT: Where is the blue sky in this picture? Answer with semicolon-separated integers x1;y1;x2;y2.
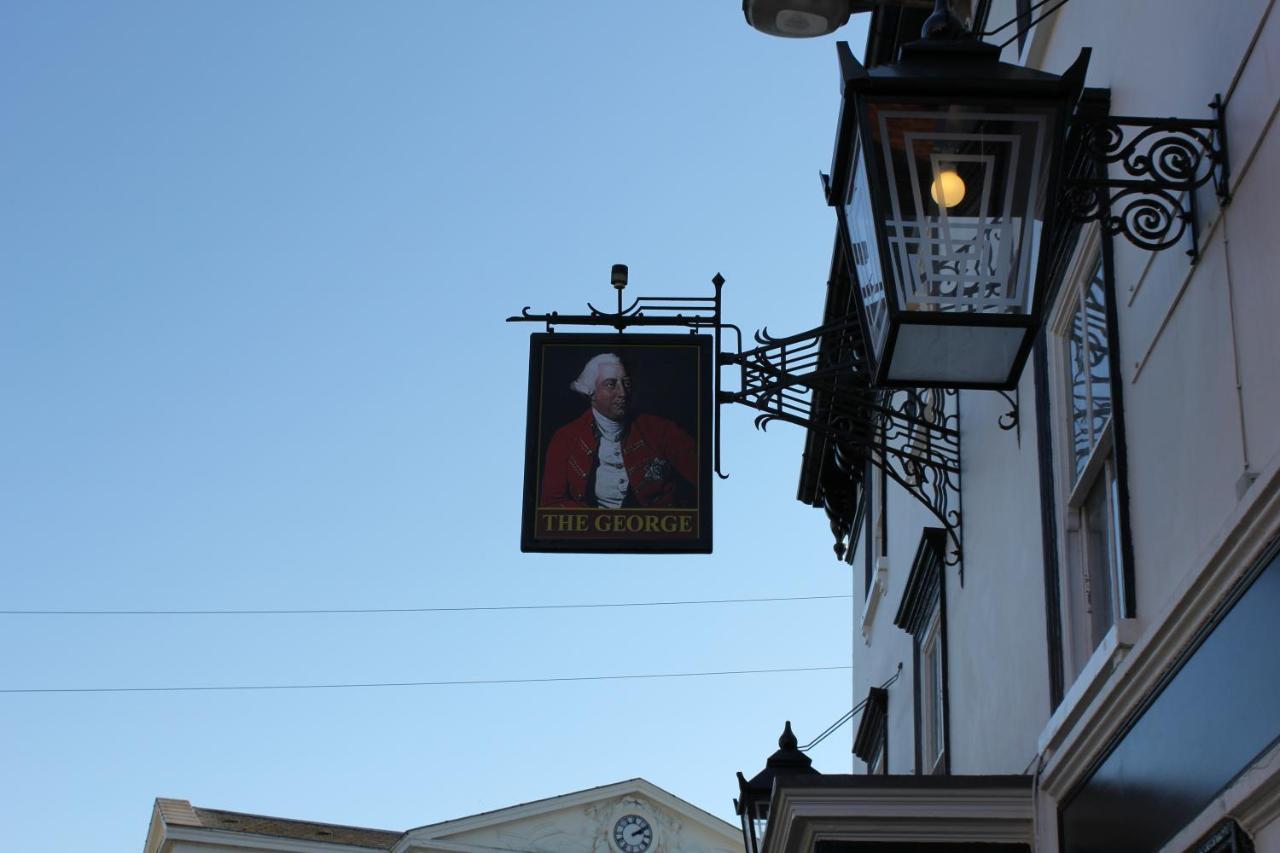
1;3;869;850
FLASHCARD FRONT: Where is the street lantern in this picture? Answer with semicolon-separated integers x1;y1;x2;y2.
734;721;819;853
828;5;1089;389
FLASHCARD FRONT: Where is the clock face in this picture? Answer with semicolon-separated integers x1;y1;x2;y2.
612;814;653;853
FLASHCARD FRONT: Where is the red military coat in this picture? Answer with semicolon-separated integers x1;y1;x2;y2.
540;410;698;508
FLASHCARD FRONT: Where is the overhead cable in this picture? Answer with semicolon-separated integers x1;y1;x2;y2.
979;0;1074;49
0;665;852;695
0;593;851;617
799;662;903;752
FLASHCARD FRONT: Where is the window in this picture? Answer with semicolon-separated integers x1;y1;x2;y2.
1050;237;1125;683
854;686;889;775
863;458;888;596
863;457;877;596
867;742;887;775
1065;258;1112;480
894;528;950;775
919;607;946;774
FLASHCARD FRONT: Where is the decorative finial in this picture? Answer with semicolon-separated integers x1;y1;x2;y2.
778;721;798;750
921;0;964;40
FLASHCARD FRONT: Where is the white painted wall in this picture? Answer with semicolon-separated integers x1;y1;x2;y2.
945;374;1051;774
849;477;933;775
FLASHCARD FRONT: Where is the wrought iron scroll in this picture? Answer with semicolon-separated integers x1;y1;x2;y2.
1063;94;1230;263
997;388;1020;443
718;321;962;566
508;272;963;565
511;277;722;333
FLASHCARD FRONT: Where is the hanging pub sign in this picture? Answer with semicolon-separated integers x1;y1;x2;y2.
520;333;713;553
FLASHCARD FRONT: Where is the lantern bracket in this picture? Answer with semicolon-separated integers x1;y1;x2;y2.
997;389;1020;442
508;272;963;567
1063;94;1230;264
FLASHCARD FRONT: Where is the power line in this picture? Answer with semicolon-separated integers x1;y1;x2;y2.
799;663;903;751
0;593;851;617
0;665;851;695
978;0;1074;49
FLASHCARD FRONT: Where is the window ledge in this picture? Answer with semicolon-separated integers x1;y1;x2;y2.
861;557;890;645
1037;619;1140;757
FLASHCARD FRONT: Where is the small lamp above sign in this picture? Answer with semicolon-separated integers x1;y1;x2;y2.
827;22;1090;389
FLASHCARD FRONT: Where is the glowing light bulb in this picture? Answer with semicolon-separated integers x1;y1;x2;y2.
930;169;966;208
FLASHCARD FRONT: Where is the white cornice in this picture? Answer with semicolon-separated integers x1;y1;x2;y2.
1036;618;1138;757
764;783;1033;853
1039;447;1280;800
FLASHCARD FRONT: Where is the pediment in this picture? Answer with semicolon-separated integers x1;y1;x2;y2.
396;779;738;853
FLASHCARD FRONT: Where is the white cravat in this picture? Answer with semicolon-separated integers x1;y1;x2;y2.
592;411;628;508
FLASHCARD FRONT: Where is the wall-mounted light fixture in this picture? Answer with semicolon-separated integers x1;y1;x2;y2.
828;32;1090;389
753;0;1229;392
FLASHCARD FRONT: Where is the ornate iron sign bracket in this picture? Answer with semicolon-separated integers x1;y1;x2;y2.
508;272;963;566
1063;94;1230;263
720;318;962;566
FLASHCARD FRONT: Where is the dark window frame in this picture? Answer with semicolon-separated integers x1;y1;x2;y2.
1035;88;1136;708
864;457;876;594
894;528;952;775
853;686;890;774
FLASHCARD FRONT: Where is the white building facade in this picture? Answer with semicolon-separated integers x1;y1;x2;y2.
749;1;1280;851
143;779;740;853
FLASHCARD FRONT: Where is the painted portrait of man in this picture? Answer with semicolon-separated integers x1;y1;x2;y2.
521;333;712;554
539;352;697;509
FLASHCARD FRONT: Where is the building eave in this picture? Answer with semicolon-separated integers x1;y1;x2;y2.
762;775;1034;853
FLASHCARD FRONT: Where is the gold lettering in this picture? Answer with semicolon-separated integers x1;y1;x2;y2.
544;514;568;532
644;516;659;532
661;515;677;533
679;516;693;533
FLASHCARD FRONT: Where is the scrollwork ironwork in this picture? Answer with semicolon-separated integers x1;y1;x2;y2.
1079;118;1218;189
719;324;963;566
1064;95;1230;262
997;389;1019;438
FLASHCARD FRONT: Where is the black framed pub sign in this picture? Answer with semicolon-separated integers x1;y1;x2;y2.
520;333;713;553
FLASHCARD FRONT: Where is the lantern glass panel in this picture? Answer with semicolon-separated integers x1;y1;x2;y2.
844;144;891;360
863;99;1058;320
750;803;769;851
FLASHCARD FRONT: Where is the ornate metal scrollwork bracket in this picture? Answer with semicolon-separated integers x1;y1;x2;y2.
1063;94;1230;264
508;272;964;569
718;321;963;569
997;388;1019;443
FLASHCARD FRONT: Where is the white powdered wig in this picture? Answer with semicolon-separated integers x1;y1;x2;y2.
571;353;624;396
